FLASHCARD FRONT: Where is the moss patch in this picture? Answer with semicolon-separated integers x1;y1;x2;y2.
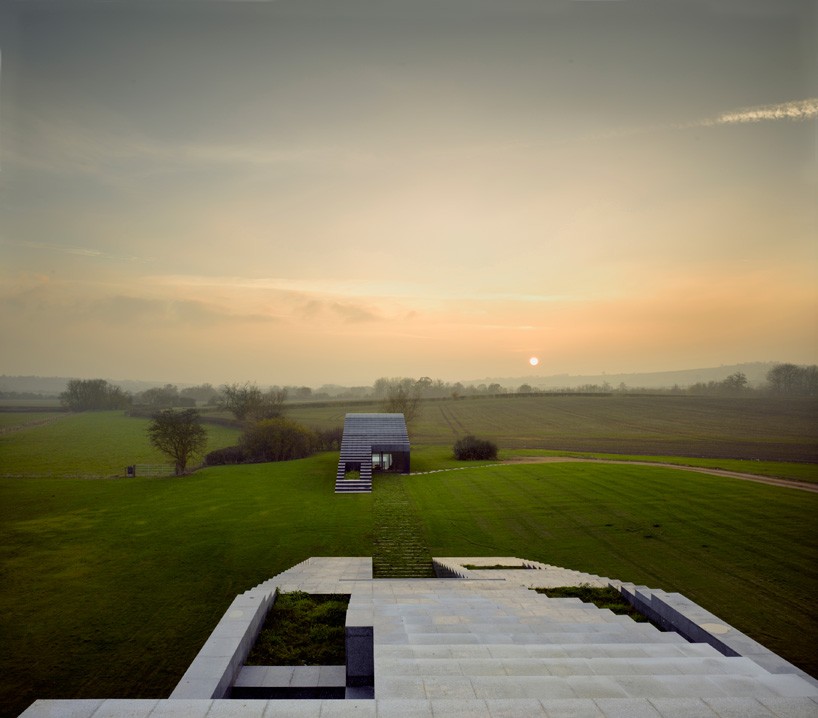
245;591;350;666
534;585;647;622
463;564;533;570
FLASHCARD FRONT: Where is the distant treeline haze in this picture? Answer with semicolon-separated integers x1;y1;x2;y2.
1;363;816;407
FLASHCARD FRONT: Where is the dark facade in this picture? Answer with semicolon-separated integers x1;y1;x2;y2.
335;413;410;485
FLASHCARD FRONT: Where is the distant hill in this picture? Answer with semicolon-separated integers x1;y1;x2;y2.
0;375;69;396
466;362;777;391
0;362;787;396
0;375;166;396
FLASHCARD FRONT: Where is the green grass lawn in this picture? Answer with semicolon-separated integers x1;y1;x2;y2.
2;458;816;718
504;449;818;483
0;411;240;476
1;401;817;717
0;412;67;430
410;444;818;483
0;453;372;717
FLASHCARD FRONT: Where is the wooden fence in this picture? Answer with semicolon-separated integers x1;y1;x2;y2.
126;464;175;477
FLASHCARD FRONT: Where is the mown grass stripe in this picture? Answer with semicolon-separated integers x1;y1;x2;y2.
372;475;435;578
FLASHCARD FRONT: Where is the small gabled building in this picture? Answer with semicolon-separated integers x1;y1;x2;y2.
334;413;410;493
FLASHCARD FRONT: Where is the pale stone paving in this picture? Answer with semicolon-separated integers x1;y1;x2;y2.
20;557;818;717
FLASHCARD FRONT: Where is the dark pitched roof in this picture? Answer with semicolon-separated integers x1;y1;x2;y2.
339;413;410;465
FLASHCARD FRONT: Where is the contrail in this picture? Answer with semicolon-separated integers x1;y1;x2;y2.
687;98;818;128
577;97;818;146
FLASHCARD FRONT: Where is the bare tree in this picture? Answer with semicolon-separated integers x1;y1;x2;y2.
137;384;183;408
766;363;817;396
180;383;221;404
60;379;131;411
220;382;287;421
380;379;422;425
722;372;748;393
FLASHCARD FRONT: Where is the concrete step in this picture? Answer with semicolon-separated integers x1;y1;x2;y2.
375;641;724;660
374;614;634;628
335;479;372;493
376;655;771;678
373;671;818;701
376;574;437;580
380;627;690;646
383;611;639;627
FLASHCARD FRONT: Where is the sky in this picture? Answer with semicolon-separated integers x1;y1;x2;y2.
1;0;816;387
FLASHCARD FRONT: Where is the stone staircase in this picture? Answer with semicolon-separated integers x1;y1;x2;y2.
249;556;372;594
367;572;818;711
335;461;372;493
20;557;818;717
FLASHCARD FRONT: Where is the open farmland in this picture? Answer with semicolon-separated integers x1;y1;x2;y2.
1;398;817;717
0;412;67;432
289;394;818;462
0;455;373;718
1;456;817;717
0;411;240;477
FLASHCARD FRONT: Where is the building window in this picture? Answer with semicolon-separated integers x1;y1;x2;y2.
372;452;393;471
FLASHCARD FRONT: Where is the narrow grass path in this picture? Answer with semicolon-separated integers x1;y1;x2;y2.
372;475;436;578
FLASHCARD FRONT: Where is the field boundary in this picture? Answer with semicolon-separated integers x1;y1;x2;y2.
412;457;818;493
0;413;72;435
128;463;175;477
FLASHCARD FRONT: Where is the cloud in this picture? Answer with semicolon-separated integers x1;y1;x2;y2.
329;302;381;324
578;97;818;146
4;107;376;180
146;274;583;305
694;98;818;127
0;276;279;327
0;238;153;264
293;298;381;324
89;296;222;325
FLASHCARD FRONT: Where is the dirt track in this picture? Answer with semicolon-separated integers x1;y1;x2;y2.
502;456;818;493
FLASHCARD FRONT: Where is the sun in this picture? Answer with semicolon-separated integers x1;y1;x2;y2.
529;357;539;366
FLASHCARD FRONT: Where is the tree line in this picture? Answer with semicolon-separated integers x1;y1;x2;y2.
56;364;818;478
58;363;818;414
58;380;289;413
142;382;343;476
140;378;424;477
145;410;341;476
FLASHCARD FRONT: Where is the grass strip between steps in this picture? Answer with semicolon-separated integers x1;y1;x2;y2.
373;475;436;578
533;585;649;623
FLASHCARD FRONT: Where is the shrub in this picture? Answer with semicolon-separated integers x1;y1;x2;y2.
453;434;498;461
315;426;344;451
204;445;246;466
241;417;317;462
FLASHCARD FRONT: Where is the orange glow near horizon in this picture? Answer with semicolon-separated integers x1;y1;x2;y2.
0;2;815;385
